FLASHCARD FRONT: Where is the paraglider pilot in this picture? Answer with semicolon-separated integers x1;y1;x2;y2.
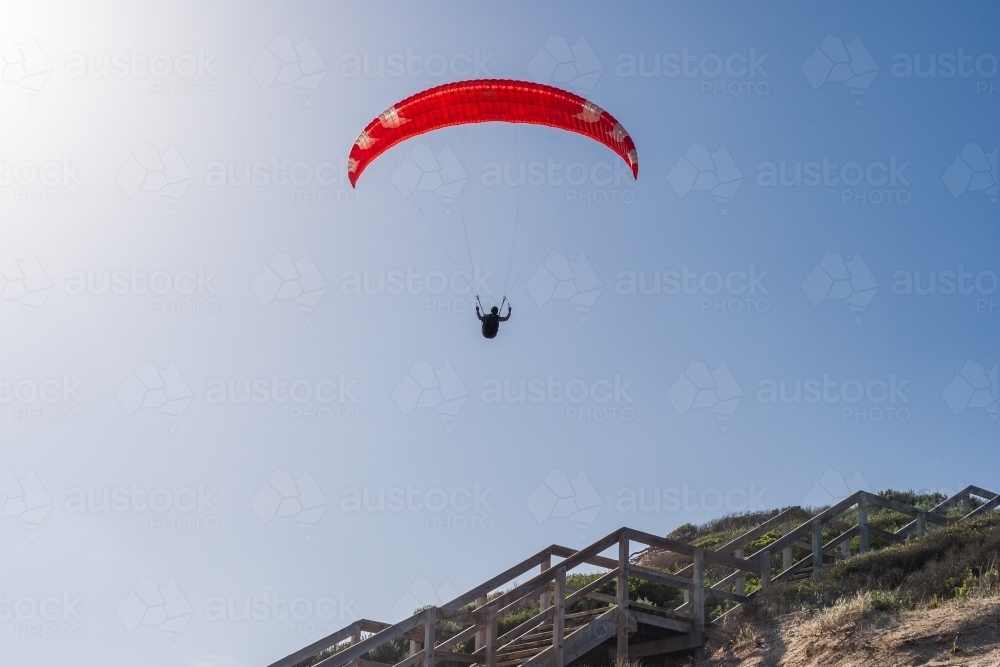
476;298;511;339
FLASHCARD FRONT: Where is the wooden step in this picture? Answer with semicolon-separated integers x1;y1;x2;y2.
498;646;553;661
516;609;606;640
500;637;552;651
492;610;612;666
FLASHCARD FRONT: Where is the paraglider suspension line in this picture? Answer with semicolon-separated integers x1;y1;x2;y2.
501;125;524;299
460;204;476;275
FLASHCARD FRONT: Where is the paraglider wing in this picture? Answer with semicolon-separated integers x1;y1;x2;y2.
347;79;638;187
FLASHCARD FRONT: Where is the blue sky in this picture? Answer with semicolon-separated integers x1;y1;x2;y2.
0;1;997;665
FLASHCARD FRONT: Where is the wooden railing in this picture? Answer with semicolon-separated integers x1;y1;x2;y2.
268;484;999;667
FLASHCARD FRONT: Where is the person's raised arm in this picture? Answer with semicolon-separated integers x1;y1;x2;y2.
499;306;511;322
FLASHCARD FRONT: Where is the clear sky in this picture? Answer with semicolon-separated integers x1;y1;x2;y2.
1;1;997;665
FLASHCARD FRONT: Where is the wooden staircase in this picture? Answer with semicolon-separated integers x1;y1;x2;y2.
268;485;999;667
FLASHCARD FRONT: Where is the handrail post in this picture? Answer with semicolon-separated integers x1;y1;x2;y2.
540;552;552;612
962;495;972;516
424;608;436;667
474;595;487;651
553;567;566;667
858;493;869;554
812;520;823;581
759;550;771;590
351;628;362;667
485;604;497;667
781;520;792;571
734;547;745;596
691;548;705;642
616;532;630;662
917;510;926;538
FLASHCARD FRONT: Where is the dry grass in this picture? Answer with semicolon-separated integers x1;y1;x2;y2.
700;594;1000;667
728;622;765;652
802;592;875;636
611;658;645;667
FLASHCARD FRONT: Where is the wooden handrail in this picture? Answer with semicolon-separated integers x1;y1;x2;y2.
266;622;360;667
271;485;999;667
628;528;761;573
477;529;626;613
549;544;618;570
440;547;553;611
313;614;426;667
865;493;950;524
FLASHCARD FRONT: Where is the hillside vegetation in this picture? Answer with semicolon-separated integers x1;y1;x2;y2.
677;492;1000;667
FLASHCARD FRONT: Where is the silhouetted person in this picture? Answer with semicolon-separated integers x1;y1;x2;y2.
477;304;511;339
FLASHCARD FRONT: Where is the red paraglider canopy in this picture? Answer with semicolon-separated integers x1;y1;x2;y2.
348;79;638;187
